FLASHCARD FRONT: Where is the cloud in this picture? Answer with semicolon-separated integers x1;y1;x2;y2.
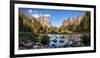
32;14;40;18
32;13;51;18
28;9;32;14
43;14;51;17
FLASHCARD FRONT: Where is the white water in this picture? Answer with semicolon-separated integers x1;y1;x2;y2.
48;34;83;48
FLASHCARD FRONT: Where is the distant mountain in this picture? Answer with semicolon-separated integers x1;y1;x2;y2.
35;15;52;28
62;16;84;27
19;12;52;33
74;16;84;25
62;17;74;27
19;11;90;33
59;16;84;33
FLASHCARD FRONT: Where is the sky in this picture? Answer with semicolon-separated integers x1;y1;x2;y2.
19;8;86;27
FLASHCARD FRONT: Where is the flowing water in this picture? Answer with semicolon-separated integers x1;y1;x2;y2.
48;34;84;48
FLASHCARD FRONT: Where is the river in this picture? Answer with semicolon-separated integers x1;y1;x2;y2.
48;34;84;48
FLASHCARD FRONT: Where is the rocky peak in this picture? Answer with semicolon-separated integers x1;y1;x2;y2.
19;12;52;29
74;16;84;25
62;16;84;27
62;17;74;26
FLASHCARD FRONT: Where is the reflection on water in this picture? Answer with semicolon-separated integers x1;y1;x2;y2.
49;34;65;48
19;33;90;50
48;34;83;48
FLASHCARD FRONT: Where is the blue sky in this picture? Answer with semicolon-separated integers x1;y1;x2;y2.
19;8;86;27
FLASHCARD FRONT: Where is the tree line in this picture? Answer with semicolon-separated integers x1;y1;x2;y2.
19;11;90;34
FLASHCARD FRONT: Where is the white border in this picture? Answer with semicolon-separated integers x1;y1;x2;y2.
14;4;94;55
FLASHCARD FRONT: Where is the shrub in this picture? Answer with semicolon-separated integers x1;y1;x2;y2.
40;35;50;45
19;32;39;42
80;34;90;46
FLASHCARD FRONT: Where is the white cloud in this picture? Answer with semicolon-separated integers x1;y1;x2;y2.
32;14;40;18
43;14;51;17
32;13;51;18
28;9;32;14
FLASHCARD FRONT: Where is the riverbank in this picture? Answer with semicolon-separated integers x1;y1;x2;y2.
19;32;90;50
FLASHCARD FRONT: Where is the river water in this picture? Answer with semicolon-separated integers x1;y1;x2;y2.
19;33;88;50
48;34;84;48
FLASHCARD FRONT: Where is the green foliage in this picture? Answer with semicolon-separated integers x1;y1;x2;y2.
33;33;40;42
40;35;50;45
79;11;90;32
19;14;32;32
80;34;90;46
67;24;73;31
58;26;67;33
19;32;39;42
19;11;90;34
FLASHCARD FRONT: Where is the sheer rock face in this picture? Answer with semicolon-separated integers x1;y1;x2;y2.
19;12;52;29
74;16;84;25
19;12;84;33
32;13;52;27
63;18;74;26
37;16;52;28
62;16;84;27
